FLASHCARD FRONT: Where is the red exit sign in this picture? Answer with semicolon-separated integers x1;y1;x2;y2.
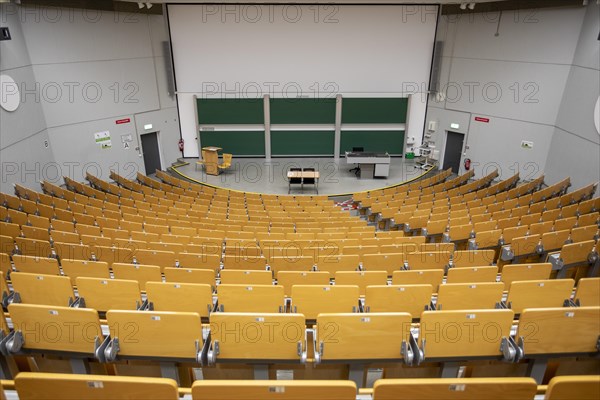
116;118;131;124
474;117;490;123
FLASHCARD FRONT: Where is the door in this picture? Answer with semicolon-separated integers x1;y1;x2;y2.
442;131;465;174
140;132;162;175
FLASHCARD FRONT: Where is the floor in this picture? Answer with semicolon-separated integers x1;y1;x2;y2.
171;157;435;197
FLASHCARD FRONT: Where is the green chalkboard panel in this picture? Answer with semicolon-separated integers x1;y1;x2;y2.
197;99;264;125
271;131;335;156
340;130;404;155
341;98;408;124
200;131;265;156
270;98;336;124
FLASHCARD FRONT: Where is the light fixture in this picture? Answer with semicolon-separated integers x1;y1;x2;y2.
459;3;467;10
145;2;153;8
138;2;144;9
468;2;476;10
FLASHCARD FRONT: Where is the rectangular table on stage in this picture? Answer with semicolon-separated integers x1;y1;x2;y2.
287;170;320;193
345;151;391;179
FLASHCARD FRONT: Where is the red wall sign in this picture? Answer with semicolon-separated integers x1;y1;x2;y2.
116;118;131;124
474;117;490;123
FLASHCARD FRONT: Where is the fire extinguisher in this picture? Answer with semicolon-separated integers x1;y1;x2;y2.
178;138;184;152
464;158;471;171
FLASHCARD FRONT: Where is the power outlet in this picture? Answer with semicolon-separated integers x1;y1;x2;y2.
521;140;533;149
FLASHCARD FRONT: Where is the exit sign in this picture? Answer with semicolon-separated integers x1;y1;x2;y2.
474;117;490;123
116;118;131;124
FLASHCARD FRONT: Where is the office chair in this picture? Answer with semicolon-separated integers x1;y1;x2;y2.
350;147;364;176
303;167;317;194
288;167;302;194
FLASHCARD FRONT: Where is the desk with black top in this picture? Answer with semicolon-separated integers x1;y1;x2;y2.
345;151;390;179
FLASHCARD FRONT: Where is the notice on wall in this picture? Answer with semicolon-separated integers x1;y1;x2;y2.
94;131;112;149
121;134;133;150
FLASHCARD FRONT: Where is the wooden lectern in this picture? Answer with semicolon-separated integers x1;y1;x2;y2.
202;146;222;175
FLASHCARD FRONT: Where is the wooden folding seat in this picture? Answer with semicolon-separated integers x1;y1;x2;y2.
147;241;185;255
95;216;120;230
29;214;51;230
570;225;599;243
405;251;452;271
76;277;141;312
130;231;160;243
192;380;356;400
177;253;221;271
76;224;101;237
49;229;79;245
392;269;443;290
60;259;109;284
104;310;203;362
527;221;553;236
6;209;28;226
0;235;15;256
0;253;11;277
500;263;552;288
334;271;387;296
418;309;514;364
276;271;330;297
342;245;379;259
146;281;213;318
419;243;455;253
545;375;600;400
53;242;92;263
361;253;404;276
499;234;542;265
80;234;112;248
208;313;305;365
220;269;272;285
291;285;359;319
217;284;284;313
577;212;599;227
451;249;495;268
372;377;537;400
445;266;497;284
72;213;95;227
315;254;360;276
364;284;432;316
540;229;571;254
0;221;21;239
10;272;74;306
469;229;502;250
7;304;103;362
112;263;161;290
573;277;600;306
436;282;504;310
505;279;574;314
442;224;473;244
516;307;600;383
11;255;60;275
130;249;176;272
163;267;215;288
315;312;411;364
554;216;577;232
15;237;52;258
222;253;267;271
547;240;598;279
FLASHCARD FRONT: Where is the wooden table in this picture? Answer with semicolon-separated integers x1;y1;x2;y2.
287;170;320;193
202;146;222;176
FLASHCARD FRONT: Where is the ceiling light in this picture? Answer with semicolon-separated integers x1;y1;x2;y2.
145;2;153;9
138;2;144;9
468;3;476;10
459;3;467;10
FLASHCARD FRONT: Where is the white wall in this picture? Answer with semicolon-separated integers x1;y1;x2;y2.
0;4;181;189
168;4;438;157
427;6;587;181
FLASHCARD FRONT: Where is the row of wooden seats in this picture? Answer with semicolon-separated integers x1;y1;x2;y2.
6;373;598;400
4;267;598;317
2;303;598;384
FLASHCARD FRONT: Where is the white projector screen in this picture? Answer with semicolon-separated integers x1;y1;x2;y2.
167;4;438;157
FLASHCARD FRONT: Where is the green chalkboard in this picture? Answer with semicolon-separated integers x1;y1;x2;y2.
270;98;336;124
340;130;404;155
197;99;264;125
341;98;408;124
271;131;335;156
200;131;265;156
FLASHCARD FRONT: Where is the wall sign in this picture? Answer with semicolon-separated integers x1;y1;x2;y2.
0;74;20;112
116;118;131;125
94;131;112;149
474;117;490;123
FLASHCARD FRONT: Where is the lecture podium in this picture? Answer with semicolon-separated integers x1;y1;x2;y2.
202;146;222;176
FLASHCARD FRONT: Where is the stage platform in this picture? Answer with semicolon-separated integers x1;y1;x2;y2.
170;157;435;197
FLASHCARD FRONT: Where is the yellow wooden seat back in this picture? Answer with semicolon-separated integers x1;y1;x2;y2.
15;237;52;258
436;282;504;310
106;310;202;359
60;259;110;285
315;254;360;276
209;313;305;361
277;271;330;297
291;285;359;319
392;269;443;291
545;375;600;400
445;266;498;284
574;277;600;306
506;279;574;314
316;312;411;361
452;250;495;268
555;240;596;265
76;277;141;312
419;309;514;358
15;372;179;400
192;380;356;400
111;263;161;290
541;229;571;253
133;249;177;271
11;255;60;276
365;284;432;315
217;284;284;313
406;251;451;271
372;377;537;400
220;269;272;285
500;263;552;289
146;281;213;318
334;271;388;296
517;307;600;355
163;267;215;287
11;272;74;306
268;256;316;275
222;254;268;270
177;253;221;271
8;303;102;354
92;245;134;267
470;229;502;249
362;253;405;275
